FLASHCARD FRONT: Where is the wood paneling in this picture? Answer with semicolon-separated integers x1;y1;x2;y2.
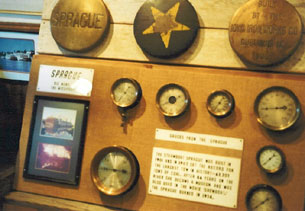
15;54;305;210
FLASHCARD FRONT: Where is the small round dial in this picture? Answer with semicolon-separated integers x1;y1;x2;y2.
207;90;235;118
256;145;285;174
91;146;140;196
111;78;142;108
156;83;190;117
254;86;301;131
246;184;282;211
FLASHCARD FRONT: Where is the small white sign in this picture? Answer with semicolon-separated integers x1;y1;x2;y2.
155;128;243;150
149;147;241;208
37;65;94;96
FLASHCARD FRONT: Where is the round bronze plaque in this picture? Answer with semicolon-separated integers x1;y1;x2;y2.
50;0;109;52
229;0;303;66
133;0;199;58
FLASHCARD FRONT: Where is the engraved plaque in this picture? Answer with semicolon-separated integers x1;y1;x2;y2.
50;0;109;52
229;0;302;66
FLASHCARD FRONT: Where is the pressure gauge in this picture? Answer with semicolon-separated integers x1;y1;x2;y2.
256;145;285;174
254;86;301;131
111;78;142;109
246;184;282;211
156;83;190;117
206;90;235;118
91;146;140;196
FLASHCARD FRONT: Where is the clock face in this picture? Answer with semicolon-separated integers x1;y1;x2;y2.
156;83;190;117
91;146;140;196
254;86;301;131
246;184;282;211
111;78;142;108
256;146;285;174
207;90;235;118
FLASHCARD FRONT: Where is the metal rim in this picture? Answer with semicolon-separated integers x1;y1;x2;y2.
90;145;140;196
206;89;235;118
256;145;285;174
254;86;301;131
155;83;190;117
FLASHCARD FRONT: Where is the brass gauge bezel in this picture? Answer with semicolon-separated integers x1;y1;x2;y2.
111;78;142;108
256;145;285;174
156;83;191;117
254;86;301;131
91;146;140;196
246;184;282;211
206;89;235;118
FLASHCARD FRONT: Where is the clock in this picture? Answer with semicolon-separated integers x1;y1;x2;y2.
256;145;285;174
246;184;282;211
91;146;140;196
254;86;301;131
206;89;235;118
156;83;190;117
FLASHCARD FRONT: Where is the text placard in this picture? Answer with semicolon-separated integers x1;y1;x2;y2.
37;65;94;96
149;147;241;208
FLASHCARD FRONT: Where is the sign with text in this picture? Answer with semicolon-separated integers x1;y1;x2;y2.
149;147;241;208
37;65;94;96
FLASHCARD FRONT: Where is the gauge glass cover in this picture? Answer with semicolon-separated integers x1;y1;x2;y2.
207;90;235;118
156;83;190;117
254;86;301;131
256;145;285;174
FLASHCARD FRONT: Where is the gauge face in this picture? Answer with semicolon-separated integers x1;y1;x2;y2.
156;83;190;117
111;78;142;108
256;146;285;174
207;90;235;118
91;146;140;196
254;86;301;131
246;184;282;211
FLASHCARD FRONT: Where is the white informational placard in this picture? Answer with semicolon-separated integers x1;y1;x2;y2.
155;128;243;150
149;147;241;208
37;65;94;96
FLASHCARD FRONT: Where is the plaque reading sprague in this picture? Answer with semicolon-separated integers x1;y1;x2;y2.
229;0;302;66
50;0;109;52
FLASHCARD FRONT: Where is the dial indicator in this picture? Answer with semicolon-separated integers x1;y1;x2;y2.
254;86;301;131
111;78;142;108
91;146;140;196
156;83;190;117
256;145;285;174
246;184;282;211
207;90;235;118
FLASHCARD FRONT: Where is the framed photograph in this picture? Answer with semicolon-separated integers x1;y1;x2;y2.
23;96;89;185
0;31;38;81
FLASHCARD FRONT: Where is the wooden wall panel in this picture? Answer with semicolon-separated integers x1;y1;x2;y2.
15;55;305;210
37;0;305;73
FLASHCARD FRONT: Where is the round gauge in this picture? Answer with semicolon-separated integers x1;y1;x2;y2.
246;184;282;211
156;83;190;117
206;90;235;118
254;86;301;131
256;145;285;174
91;146;140;196
111;78;142;108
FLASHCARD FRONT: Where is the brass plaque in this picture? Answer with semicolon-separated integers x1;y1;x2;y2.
229;0;303;66
51;0;109;52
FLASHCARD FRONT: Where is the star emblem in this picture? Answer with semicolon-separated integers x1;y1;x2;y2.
142;2;190;48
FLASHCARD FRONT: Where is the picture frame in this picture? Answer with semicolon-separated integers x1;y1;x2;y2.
0;31;39;81
23;96;89;185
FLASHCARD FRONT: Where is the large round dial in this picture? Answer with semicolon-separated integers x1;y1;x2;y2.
91;146;140;196
246;184;282;211
156;83;190;117
254;86;301;131
111;78;142;108
256;145;285;174
207;90;235;118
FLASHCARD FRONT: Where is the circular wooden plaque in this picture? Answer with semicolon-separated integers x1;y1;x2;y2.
229;0;302;66
133;0;199;58
50;0;109;52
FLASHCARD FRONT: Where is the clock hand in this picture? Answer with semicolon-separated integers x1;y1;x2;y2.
261;106;287;110
253;197;270;209
262;153;276;165
101;167;128;174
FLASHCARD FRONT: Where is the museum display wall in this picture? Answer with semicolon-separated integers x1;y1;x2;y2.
4;0;305;210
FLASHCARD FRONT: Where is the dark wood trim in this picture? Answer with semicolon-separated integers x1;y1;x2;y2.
0;22;39;33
